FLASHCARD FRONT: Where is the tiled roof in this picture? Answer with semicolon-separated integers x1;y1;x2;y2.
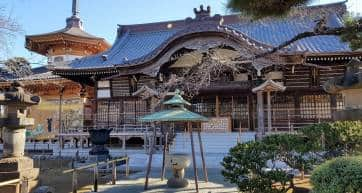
64;2;352;70
0;66;61;82
26;26;105;40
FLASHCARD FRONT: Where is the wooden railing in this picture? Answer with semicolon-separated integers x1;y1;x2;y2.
60;125;160;135
63;157;129;193
0;179;27;193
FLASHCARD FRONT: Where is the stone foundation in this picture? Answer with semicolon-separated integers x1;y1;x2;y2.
0;157;39;193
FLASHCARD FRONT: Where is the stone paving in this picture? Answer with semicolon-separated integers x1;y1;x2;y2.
94;168;238;193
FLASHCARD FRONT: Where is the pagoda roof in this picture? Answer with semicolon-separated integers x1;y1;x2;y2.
26;26;110;55
26;26;105;40
52;2;359;75
163;90;191;106
139;107;208;122
26;0;110;56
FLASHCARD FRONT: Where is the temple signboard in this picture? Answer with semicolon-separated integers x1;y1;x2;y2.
201;117;231;132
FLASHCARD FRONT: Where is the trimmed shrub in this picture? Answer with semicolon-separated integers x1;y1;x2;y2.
311;156;362;193
222;134;315;193
300;121;362;156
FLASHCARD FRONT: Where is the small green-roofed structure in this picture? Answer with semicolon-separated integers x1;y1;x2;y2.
139;89;208;192
140;89;207;122
162;90;192;106
140;108;208;122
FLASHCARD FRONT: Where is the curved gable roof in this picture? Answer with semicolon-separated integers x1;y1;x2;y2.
58;2;352;71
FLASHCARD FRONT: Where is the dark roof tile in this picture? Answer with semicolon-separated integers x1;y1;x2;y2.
64;2;352;70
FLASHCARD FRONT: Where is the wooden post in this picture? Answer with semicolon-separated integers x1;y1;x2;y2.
256;91;265;139
126;157;129;176
93;162;99;192
215;95;220;117
144;127;156;190
267;91;272;132
71;160;77;193
161;132;168;181
189;122;199;193
20;179;28;193
122;136;126;150
72;171;77;193
112;161;116;185
247;95;254;130
197;131;208;182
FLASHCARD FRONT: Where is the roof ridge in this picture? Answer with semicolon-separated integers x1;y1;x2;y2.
115;1;346;33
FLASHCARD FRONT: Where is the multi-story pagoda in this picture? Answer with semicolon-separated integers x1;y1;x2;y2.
0;0;110;138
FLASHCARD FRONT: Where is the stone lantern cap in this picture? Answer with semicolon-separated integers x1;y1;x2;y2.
0;81;40;106
0;81;40;129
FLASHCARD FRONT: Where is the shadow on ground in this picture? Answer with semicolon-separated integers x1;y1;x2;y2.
94;168;238;193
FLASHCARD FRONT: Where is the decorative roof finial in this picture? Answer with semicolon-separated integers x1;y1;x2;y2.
193;5;211;19
66;0;83;29
72;0;80;17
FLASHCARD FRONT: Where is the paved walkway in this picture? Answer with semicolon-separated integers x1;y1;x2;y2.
94;168;238;193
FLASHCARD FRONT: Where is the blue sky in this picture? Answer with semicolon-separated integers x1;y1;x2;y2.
1;0;361;67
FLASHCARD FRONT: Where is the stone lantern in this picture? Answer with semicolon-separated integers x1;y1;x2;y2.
165;153;191;188
0;81;40;193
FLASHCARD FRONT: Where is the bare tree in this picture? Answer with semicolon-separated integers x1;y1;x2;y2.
0;5;21;55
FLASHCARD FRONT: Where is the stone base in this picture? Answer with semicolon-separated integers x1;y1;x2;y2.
167;178;189;188
0;157;39;193
89;145;110;155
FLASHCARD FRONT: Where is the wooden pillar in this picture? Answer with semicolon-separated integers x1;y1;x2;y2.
256;91;265;139
330;94;337;119
294;92;301;124
122;136;126;150
144;127;156;190
188;122;199;193
93;162;99;192
267;91;272;132
71;160;78;193
161;132;168;181
248;95;254;131
58;86;64;149
215;95;220;117
197;131;208;182
112;161;117;185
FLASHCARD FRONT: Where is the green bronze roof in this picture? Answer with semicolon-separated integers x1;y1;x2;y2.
162;89;191;106
139;89;207;122
139;107;208;122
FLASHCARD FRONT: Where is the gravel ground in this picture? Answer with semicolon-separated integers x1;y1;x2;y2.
93;168;238;193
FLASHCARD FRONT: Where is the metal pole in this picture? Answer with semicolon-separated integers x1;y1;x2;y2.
197;131;208;182
189;122;199;192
